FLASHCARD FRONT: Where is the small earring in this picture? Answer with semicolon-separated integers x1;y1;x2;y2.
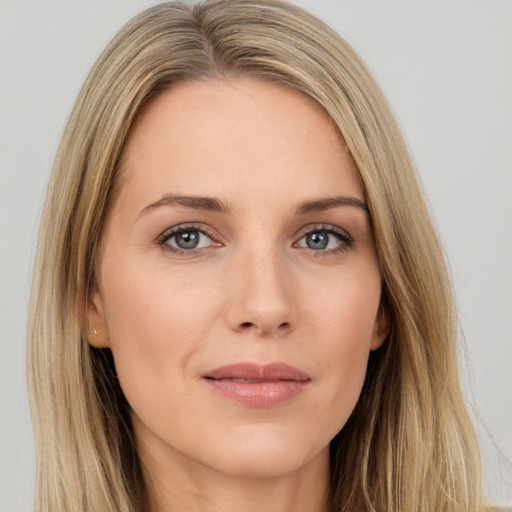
91;328;98;335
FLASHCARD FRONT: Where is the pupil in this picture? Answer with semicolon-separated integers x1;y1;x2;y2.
176;231;199;249
307;232;328;250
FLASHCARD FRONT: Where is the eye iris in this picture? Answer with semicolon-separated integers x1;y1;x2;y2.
175;230;200;249
306;231;329;250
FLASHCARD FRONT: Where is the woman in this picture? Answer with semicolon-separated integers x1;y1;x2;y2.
27;0;482;510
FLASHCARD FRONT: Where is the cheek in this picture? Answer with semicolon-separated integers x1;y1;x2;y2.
305;271;381;423
308;265;381;350
99;259;220;403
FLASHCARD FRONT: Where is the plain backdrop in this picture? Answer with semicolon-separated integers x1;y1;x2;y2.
1;1;511;510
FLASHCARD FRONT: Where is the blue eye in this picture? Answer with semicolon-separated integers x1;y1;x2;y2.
304;232;330;250
162;228;213;251
296;227;352;251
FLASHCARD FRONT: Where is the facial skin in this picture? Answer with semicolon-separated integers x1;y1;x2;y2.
88;78;388;512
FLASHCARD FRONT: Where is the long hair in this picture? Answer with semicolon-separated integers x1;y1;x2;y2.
28;1;482;510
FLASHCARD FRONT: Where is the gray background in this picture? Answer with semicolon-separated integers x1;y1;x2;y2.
1;1;511;510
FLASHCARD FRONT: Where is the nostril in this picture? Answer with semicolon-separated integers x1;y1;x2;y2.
237;320;292;334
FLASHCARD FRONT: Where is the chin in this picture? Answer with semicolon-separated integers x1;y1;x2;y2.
196;425;329;479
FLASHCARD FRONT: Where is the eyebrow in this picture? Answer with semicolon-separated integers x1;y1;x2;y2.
138;193;368;218
139;194;231;217
295;196;368;215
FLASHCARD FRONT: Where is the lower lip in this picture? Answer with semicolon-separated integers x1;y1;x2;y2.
203;379;310;407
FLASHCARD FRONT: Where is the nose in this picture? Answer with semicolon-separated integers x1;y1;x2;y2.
225;247;297;337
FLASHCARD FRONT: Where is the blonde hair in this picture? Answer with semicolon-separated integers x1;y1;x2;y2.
28;1;482;510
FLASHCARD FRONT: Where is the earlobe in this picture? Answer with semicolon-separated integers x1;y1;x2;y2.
86;290;110;348
370;303;391;351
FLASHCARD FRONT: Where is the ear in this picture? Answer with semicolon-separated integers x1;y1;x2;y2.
370;301;391;351
86;290;110;348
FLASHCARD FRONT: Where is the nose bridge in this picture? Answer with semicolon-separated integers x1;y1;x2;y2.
226;237;295;336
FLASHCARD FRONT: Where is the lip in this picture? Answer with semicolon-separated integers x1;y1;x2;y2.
201;362;311;408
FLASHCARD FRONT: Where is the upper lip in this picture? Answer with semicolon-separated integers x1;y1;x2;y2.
202;362;311;382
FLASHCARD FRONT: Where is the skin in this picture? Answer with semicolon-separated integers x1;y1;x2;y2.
88;77;389;512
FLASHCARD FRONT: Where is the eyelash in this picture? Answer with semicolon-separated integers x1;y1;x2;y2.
157;224;219;255
295;224;354;256
156;223;354;256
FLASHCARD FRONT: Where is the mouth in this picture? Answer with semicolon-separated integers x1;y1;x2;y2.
201;362;311;407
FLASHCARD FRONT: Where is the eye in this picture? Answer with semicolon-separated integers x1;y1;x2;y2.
159;226;218;252
295;226;353;252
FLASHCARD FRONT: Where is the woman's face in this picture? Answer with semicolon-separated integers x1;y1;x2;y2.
89;78;388;480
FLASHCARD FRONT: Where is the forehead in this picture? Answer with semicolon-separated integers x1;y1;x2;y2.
114;77;364;212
